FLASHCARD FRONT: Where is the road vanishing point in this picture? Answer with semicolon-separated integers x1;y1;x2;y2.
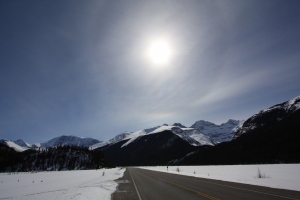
112;168;300;200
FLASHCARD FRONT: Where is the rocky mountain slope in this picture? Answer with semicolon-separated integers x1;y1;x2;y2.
39;135;100;148
0;139;28;152
95;130;203;166
234;95;300;139
175;96;300;165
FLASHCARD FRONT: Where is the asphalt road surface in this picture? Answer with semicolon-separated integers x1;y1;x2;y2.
112;168;300;200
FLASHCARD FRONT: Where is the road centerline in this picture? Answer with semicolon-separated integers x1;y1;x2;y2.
183;176;300;200
146;173;220;200
158;171;300;200
141;168;300;200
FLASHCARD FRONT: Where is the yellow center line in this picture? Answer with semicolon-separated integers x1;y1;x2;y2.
147;174;220;200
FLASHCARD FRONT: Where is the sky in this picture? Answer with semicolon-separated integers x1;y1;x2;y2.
1;0;300;144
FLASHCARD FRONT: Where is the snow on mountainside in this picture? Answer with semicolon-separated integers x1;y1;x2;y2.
181;128;215;145
234;95;300;138
190;119;244;143
94;119;243;149
0;139;28;152
92;126;167;149
14;139;32;148
90;132;132;149
149;126;213;146
40;135;100;147
1;136;101;152
147;126;201;146
2;119;243;152
32;143;41;148
119;124;215;148
120;125;163;147
262;95;300;114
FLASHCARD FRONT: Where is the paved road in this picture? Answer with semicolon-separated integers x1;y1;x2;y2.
112;168;300;200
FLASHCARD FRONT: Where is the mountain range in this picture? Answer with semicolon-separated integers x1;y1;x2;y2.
91;119;244;149
0;136;101;152
94;95;300;166
175;95;300;165
1;95;299;168
1;119;243;152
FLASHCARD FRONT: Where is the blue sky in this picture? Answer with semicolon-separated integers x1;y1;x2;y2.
1;0;300;144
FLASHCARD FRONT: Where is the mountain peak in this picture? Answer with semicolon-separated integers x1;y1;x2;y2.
90;132;132;149
14;139;32;148
41;135;100;147
172;123;186;128
190;120;215;129
234;95;300;139
283;95;300;112
0;139;27;152
190;119;244;143
226;119;239;125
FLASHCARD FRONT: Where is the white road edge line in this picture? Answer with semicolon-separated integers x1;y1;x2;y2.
129;168;142;200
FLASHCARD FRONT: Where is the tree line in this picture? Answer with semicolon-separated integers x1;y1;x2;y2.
0;144;114;172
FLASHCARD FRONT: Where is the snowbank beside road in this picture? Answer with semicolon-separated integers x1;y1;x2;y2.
140;164;300;192
0;168;125;200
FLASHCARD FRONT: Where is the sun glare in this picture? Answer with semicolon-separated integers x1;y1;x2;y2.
148;40;171;65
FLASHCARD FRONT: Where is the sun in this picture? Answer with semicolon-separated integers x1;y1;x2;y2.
148;40;171;65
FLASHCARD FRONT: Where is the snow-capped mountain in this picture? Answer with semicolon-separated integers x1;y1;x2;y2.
181;128;216;145
234;95;300;138
14;139;32;148
190;119;244;143
90;132;132;149
92;125;166;149
172;123;186;128
92;119;243;150
40;135;100;148
0;139;28;152
143;125;213;146
93;120;243;166
120;125;166;147
123;125;163;144
1;136;101;152
2;119;243;154
91;126;165;150
3;96;299;167
116;125;213;148
175;95;300;166
96;129;201;166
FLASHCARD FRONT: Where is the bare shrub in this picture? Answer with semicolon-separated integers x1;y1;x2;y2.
256;168;269;178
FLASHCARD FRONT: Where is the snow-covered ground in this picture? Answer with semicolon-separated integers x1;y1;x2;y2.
140;164;300;192
0;168;125;200
2;164;299;199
